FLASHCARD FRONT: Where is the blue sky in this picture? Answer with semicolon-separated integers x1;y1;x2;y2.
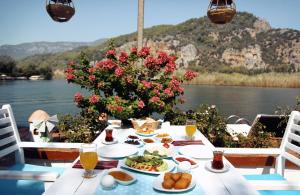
1;0;300;45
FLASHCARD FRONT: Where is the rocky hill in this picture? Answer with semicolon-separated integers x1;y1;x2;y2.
17;12;300;74
0;39;106;59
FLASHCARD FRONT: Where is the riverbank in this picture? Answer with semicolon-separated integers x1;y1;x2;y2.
53;69;300;88
184;72;300;88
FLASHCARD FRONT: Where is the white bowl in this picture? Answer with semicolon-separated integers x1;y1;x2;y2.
106;168;136;185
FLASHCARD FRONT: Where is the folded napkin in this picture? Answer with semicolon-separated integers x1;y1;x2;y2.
72;160;118;169
172;140;203;146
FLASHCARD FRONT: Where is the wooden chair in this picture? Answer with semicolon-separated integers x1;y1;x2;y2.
0;104;82;195
220;111;300;194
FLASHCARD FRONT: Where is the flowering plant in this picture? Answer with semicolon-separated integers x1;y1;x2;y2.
65;46;197;120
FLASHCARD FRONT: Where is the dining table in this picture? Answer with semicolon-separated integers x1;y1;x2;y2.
44;122;259;195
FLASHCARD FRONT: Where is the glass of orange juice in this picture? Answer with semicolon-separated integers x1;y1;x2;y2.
80;143;98;178
185;119;197;140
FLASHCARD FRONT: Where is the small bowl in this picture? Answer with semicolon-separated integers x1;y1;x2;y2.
107;168;136;185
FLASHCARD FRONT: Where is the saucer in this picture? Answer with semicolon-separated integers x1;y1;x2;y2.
205;161;230;173
102;139;118;145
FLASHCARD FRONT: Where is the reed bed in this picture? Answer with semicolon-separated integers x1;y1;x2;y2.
180;72;300;88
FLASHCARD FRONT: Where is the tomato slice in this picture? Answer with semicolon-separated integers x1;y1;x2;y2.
163;143;169;148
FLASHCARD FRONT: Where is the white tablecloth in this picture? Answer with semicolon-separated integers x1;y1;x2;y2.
44;124;258;195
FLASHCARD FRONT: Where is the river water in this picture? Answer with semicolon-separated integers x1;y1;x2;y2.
0;80;299;126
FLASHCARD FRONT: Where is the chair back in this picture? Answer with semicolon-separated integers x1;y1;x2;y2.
276;111;300;176
0;104;24;163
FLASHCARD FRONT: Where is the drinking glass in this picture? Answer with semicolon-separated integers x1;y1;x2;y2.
212;150;224;170
105;129;114;142
185;119;197;140
80;143;98;178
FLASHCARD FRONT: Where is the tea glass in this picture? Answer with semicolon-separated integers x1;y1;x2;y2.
105;129;114;142
212;150;224;170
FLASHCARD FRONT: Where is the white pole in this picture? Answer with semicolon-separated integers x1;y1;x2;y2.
137;0;144;50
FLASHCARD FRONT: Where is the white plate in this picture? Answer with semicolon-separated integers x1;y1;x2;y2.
144;143;176;158
120;159;175;175
179;145;213;159
98;144;138;158
205;161;230;173
135;131;158;137
153;173;196;193
172;155;199;169
106;168;136;185
142;138;156;144
102;139;118;145
124;140;145;148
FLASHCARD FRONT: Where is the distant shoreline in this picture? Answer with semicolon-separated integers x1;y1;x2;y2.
2;72;300;89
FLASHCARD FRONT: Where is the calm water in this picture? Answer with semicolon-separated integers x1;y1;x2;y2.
0;80;299;126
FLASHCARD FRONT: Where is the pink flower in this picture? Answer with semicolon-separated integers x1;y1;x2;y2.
141;80;152;89
137;100;145;109
131;47;138;54
116;106;124;112
66;73;75;81
138;47;150;58
103;59;116;69
153;89;160;96
156;51;170;65
184;71;198;81
89;75;96;81
115;67;124;77
106;49;116;57
74;92;83;103
169;77;181;89
144;56;159;70
149;96;160;103
88;67;95;74
95;61;104;69
89;95;100;104
65;68;74;74
164;62;176;74
119;52;128;63
164;88;174;97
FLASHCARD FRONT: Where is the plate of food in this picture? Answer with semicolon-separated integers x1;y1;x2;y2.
179;145;213;159
124;139;144;147
106;168;136;185
153;172;196;192
121;155;175;175
135;128;157;137
172;155;199;169
144;143;175;158
98;144;138;158
124;135;144;147
142;138;156;144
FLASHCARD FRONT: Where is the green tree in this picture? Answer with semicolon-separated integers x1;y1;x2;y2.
0;55;16;75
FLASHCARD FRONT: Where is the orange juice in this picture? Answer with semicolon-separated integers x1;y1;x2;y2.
185;125;196;138
80;152;98;170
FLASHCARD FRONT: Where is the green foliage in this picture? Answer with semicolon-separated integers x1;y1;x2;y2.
165;104;276;148
0;55;16;75
57;114;106;143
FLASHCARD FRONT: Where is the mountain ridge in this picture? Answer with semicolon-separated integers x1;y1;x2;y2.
0;39;107;59
14;12;300;74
